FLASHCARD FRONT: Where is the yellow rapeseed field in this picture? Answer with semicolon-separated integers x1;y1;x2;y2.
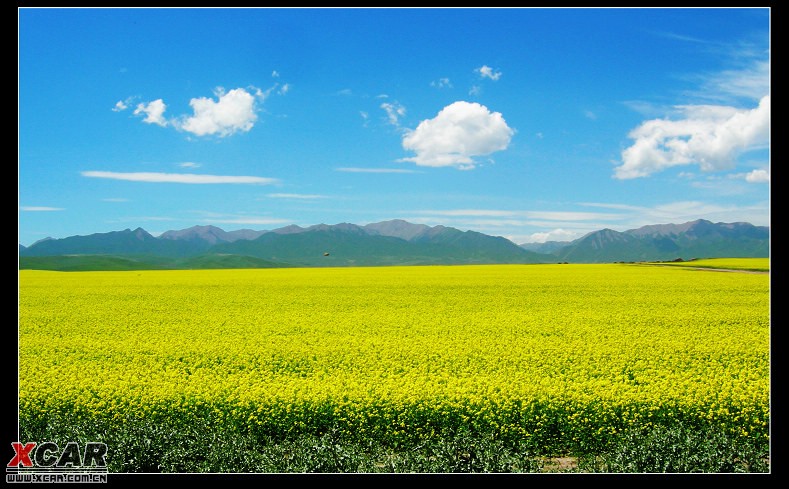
18;263;770;454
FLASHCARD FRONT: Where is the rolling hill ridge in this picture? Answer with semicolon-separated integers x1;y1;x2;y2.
18;219;769;270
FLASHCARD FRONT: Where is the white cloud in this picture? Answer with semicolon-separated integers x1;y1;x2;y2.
121;85;279;137
253;87;269;99
582;200;769;227
745;169;769;183
133;99;167;126
178;162;202;168
616;95;769;179
648;200;769;225
580;202;645;212
523;228;579;244
335;167;420;174
19;206;64;211
267;193;328;199
400;101;515;170
412;209;516;217
431;78;452;88
81;171;278;185
524;211;624;221
201;217;291;225
272;70;280;78
380;101;406;126
476;65;502;81
655;30;711;44
410;209;624;221
584;110;597;120
622;100;668;118
175;88;259;137
688;176;758;196
694;59;770;103
112;96;136;112
469;85;481;96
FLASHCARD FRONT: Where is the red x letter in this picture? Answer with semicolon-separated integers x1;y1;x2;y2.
8;442;36;467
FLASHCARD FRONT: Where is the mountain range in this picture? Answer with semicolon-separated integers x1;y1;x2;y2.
18;219;769;271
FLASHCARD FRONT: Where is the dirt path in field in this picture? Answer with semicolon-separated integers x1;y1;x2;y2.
542;456;579;472
675;267;768;274
642;265;769;274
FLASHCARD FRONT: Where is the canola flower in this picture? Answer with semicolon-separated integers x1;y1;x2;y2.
18;263;769;454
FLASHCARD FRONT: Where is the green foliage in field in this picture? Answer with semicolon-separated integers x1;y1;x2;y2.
18;253;288;271
18;264;770;472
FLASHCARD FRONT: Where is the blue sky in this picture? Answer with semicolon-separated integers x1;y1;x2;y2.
18;7;770;247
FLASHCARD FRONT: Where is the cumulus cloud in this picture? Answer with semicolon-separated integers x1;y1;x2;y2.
615;95;769;179
380;101;406;126
81;171;278;185
133;99;167;126
122;85;284;137
745;169;769;183
476;65;502;81
400;101;515;170
174;88;259;137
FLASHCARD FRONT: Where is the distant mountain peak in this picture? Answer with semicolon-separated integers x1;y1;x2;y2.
271;224;305;234
364;219;432;241
30;236;54;247
553;220;767;262
132;227;153;239
159;225;229;244
159;225;269;244
19;218;768;268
